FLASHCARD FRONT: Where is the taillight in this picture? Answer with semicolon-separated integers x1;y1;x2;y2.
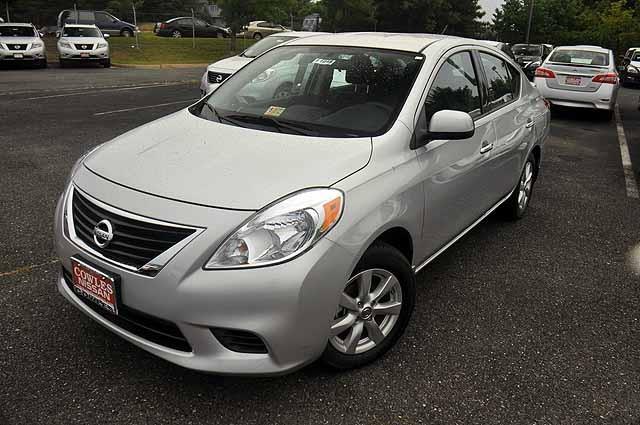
160;23;167;29
535;67;556;78
592;73;618;84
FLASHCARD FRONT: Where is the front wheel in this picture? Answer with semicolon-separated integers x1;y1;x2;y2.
103;58;111;68
121;29;133;37
322;242;415;370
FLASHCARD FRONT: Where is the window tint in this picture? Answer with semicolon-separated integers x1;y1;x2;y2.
95;12;112;23
425;51;481;120
479;52;519;111
195;19;207;26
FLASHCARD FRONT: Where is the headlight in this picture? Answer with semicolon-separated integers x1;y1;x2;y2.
97;42;108;49
205;188;344;269
253;68;276;83
65;144;104;186
628;66;638;74
30;41;44;50
59;41;72;49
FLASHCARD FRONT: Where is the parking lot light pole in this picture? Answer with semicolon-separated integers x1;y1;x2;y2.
132;3;140;49
525;0;535;44
191;8;195;49
5;2;9;22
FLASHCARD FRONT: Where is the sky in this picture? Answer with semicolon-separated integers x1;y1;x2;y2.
479;0;503;21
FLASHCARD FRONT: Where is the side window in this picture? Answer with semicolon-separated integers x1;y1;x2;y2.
195;19;207;26
479;52;519;112
425;51;481;121
95;12;111;24
78;11;95;24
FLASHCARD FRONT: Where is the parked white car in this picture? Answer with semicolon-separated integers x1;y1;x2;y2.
0;23;47;68
57;24;111;68
200;31;326;96
534;45;618;118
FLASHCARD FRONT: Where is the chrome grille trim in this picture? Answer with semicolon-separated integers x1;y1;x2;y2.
64;185;204;275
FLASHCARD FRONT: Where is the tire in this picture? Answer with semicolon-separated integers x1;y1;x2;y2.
321;242;416;370
171;30;182;38
500;153;536;220
103;58;111;68
39;59;47;69
59;59;68;68
253;32;262;40
600;109;613;121
121;29;133;37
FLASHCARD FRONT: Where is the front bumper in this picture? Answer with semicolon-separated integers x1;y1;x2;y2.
0;47;46;61
53;171;356;375
58;45;109;61
534;78;618;111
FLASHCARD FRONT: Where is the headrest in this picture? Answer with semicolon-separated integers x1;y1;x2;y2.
345;55;375;85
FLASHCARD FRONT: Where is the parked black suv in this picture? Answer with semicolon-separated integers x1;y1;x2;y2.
57;10;137;37
512;43;553;80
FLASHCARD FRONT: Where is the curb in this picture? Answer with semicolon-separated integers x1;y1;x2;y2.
112;63;209;69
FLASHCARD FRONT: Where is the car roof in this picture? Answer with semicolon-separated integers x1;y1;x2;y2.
555;45;610;53
63;24;99;29
266;31;327;39
0;22;33;27
166;17;193;22
286;32;459;53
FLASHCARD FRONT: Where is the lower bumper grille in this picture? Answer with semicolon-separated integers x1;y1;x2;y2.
211;328;268;354
62;267;192;352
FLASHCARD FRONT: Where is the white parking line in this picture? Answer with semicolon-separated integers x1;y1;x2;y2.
1;80;198;97
93;99;198;116
22;82;194;101
614;104;640;199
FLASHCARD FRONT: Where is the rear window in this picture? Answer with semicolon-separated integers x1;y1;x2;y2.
0;26;35;37
548;50;609;66
512;44;542;56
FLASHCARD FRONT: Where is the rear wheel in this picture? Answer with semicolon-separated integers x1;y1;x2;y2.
501;153;536;220
253;32;262;40
121;29;133;37
171;29;182;38
322;242;415;370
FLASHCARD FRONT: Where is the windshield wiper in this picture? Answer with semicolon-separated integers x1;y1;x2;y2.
201;103;247;128
226;114;318;136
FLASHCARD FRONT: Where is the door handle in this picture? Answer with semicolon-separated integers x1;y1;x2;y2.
480;141;494;154
525;119;535;129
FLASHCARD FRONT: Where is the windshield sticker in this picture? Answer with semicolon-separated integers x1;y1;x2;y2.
264;106;286;117
313;58;336;66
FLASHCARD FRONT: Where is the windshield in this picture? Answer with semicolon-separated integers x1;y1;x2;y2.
63;27;102;37
0;26;36;37
512;44;542;56
632;53;640;62
548;49;609;66
194;46;424;138
242;35;298;58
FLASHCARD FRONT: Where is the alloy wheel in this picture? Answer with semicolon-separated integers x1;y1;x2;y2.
172;30;182;38
330;269;403;355
518;161;534;212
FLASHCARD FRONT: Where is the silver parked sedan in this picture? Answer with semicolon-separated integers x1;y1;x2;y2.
534;45;619;118
54;33;550;375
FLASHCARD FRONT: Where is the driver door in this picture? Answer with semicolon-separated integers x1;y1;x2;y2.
414;50;498;258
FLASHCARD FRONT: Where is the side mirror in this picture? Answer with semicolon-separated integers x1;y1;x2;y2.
39;32;45;37
56;31;61;38
103;33;110;39
412;109;475;149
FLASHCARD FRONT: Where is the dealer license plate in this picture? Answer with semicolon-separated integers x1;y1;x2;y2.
13;53;23;59
70;258;118;314
565;76;582;85
80;53;90;58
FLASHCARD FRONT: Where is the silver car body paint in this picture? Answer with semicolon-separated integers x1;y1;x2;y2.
54;33;550;375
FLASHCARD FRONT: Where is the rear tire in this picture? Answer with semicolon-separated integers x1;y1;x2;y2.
500;153;536;220
321;242;415;370
253;32;262;40
121;29;133;37
171;30;182;38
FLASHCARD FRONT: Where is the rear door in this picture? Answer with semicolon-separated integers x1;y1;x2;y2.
415;49;498;256
543;49;611;92
477;50;535;198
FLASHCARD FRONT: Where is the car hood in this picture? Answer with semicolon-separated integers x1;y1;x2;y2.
84;109;372;210
60;36;105;44
0;36;38;44
207;55;251;73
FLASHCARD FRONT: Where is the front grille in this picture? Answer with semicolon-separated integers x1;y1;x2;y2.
7;44;27;51
63;267;192;352
71;189;196;270
208;71;231;84
75;44;94;50
211;328;268;354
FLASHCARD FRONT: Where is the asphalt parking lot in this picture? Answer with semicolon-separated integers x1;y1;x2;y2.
1;66;639;424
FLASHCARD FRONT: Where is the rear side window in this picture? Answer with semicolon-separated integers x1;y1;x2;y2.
425;51;481;120
95;12;113;24
78;11;95;24
479;52;520;112
548;50;609;66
